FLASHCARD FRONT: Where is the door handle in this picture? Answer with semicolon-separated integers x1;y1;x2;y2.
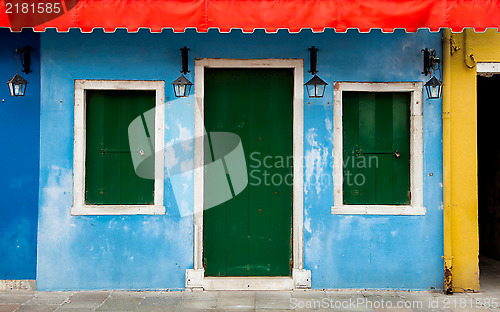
101;148;145;155
354;149;401;158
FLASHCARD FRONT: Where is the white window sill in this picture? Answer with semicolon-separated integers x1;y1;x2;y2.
331;205;426;215
71;205;165;216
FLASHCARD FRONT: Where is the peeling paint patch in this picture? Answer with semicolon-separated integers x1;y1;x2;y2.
39;167;73;241
306;128;319;148
304;214;312;233
165;143;179;171
325;117;332;132
177;121;193;152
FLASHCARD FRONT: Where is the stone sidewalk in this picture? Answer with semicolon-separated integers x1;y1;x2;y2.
1;289;500;312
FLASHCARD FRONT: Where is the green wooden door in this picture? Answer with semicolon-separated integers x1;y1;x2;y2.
203;68;293;277
85;90;155;205
343;92;410;205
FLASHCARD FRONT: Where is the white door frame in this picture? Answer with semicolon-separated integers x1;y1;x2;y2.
186;58;311;290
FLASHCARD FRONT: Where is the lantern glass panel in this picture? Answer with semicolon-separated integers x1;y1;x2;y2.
18;83;26;96
172;75;192;97
305;75;327;98
185;84;192;97
8;83;14;96
425;84;443;99
316;83;326;98
173;83;192;97
306;82;327;98
175;84;185;97
430;86;439;98
306;84;314;98
8;81;27;97
424;76;443;99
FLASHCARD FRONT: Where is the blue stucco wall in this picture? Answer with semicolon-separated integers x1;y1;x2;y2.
0;29;40;280
38;29;443;290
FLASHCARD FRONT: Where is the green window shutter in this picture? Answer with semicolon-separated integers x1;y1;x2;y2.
85;90;155;205
343;92;410;205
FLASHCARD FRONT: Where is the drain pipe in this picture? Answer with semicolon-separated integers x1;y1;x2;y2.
442;28;453;294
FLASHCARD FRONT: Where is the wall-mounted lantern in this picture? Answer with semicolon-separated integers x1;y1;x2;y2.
424;76;443;99
305;46;328;98
422;48;443;99
172;46;193;98
7;73;29;97
6;46;31;97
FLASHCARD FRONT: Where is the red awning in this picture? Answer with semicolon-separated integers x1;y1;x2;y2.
1;0;500;33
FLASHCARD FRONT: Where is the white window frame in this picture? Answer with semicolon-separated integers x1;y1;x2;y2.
477;62;500;75
72;80;165;215
331;82;425;215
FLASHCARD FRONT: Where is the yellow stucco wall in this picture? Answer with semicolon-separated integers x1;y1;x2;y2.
444;29;500;292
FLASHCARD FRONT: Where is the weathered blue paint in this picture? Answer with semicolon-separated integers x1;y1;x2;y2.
0;29;40;280
38;29;443;290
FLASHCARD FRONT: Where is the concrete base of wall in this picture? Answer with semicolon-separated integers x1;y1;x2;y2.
0;280;36;291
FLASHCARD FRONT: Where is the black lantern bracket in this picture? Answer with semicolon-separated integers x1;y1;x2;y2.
172;46;193;98
180;46;190;75
6;46;31;97
422;48;440;76
305;46;328;98
308;46;319;75
422;48;444;99
17;46;33;75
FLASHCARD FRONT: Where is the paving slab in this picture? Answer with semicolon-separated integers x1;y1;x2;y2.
218;291;256;299
255;291;291;299
54;308;96;312
0;292;35;304
183;291;219;301
216;296;255;310
108;292;146;299
213;309;254;312
137;296;180;307
177;299;217;310
362;290;399;297
27;292;73;305
15;305;60;312
0;304;21;312
135;306;178;312
291;290;327;299
68;291;110;303
372;308;413;312
329;307;374;312
95;297;143;311
255;297;292;309
411;309;453;312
